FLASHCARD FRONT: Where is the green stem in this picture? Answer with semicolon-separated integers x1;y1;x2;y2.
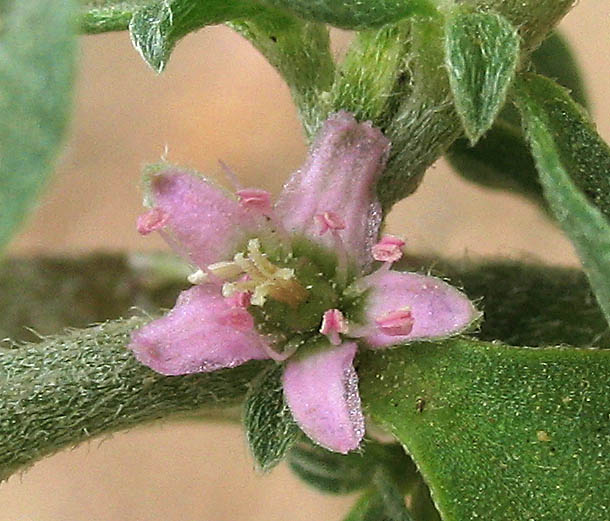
0;317;267;481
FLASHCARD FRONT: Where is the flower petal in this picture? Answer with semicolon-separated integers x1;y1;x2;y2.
275;112;390;268
283;342;365;453
144;167;265;268
359;270;480;348
129;285;270;375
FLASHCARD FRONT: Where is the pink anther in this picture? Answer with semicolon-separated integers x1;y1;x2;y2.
136;207;169;235
217;307;254;331
225;291;251;309
320;309;349;346
315;211;346;235
372;235;405;263
237;188;273;215
375;308;414;336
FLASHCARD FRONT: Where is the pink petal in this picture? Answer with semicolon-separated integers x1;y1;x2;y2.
359;270;480;349
129;285;270;375
283;342;365;453
275;112;390;268
144;167;265;268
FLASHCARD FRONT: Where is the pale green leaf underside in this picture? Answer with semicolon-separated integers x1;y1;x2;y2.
514;73;610;325
359;339;610;521
129;0;264;72
445;10;519;144
446;31;588;207
0;0;77;251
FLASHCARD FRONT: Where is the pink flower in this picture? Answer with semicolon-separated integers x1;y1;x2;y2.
129;112;479;454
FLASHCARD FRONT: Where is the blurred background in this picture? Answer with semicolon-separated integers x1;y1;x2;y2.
3;3;609;519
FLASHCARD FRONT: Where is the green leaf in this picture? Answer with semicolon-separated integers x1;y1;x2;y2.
514;73;610;324
446;31;588;204
80;0;152;33
0;318;268;481
0;0;77;252
244;364;300;471
129;0;264;72
257;0;437;30
445;10;519;144
288;440;414;494
359;338;610;521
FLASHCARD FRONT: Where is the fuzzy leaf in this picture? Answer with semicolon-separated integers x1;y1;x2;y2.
359;338;610;521
80;0;152;33
514;73;610;324
257;0;436;30
0;318;268;481
129;0;264;72
244;364;300;471
445;10;519;144
288;440;414;494
0;0;77;252
446;32;588;204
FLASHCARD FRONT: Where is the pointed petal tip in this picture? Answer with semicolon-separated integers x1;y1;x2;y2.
283;342;365;454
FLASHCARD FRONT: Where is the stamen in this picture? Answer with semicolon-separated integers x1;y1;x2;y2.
260;341;298;362
225;290;251;309
375;307;414;336
187;269;208;285
315;211;348;285
320;309;349;346
315;211;346;235
237;188;273;215
136;207;168;235
215;239;308;308
217;307;254;331
208;260;248;280
372;235;405;264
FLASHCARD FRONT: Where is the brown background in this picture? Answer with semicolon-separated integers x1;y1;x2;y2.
3;3;609;519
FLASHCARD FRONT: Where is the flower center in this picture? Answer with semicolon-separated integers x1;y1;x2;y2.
211;239;309;308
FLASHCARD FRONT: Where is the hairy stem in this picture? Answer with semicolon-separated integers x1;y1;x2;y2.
0;317;267;481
